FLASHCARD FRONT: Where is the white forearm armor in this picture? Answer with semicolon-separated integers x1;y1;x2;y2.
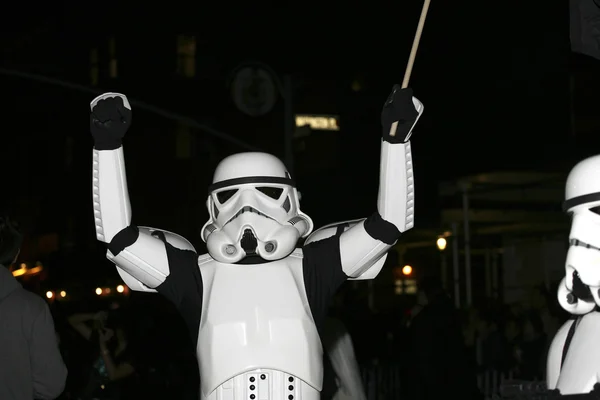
93;147;193;291
93;147;131;243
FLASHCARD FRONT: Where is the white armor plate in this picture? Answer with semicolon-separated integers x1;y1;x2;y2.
198;250;323;400
554;312;600;394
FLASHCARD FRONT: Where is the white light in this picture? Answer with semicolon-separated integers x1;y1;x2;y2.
436;237;447;251
402;265;412;276
95;288;102;295
116;285;125;293
59;291;66;298
46;291;53;299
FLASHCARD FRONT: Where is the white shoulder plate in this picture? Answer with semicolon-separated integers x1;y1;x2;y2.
551;312;600;394
305;219;386;280
546;318;575;390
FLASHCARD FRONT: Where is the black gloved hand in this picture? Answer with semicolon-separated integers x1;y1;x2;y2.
381;85;419;144
90;96;132;150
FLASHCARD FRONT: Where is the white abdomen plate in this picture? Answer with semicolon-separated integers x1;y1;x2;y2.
198;254;323;399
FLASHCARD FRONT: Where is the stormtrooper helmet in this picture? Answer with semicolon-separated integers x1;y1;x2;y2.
201;152;313;263
558;155;600;315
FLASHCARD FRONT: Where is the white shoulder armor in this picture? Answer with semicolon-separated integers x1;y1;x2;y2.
111;227;196;293
546;318;575;390
551;312;600;394
305;219;386;280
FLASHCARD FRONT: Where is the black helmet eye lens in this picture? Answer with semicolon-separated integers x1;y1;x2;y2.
590;206;600;215
257;187;283;200
216;189;238;204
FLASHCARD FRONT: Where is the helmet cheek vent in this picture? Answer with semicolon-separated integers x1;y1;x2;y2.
282;197;291;213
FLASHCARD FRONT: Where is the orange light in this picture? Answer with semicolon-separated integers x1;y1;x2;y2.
59;291;67;298
105;288;111;294
95;288;102;295
27;266;43;275
402;265;413;276
46;291;54;299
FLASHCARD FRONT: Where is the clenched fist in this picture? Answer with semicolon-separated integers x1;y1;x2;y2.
90;93;132;150
381;85;420;144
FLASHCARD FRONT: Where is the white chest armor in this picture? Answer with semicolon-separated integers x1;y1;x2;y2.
197;249;323;400
557;312;600;394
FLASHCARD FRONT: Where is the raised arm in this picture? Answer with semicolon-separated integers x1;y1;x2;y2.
339;86;423;278
90;93;196;293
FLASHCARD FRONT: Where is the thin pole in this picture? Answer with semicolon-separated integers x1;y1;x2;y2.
492;252;499;299
441;252;448;290
485;248;492;298
283;74;295;175
452;222;460;308
462;184;472;306
401;0;432;89
389;0;432;137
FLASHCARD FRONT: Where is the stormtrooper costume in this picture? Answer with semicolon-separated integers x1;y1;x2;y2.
89;85;423;400
547;155;600;395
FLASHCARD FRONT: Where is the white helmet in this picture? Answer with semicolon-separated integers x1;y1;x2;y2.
201;152;313;263
558;155;600;315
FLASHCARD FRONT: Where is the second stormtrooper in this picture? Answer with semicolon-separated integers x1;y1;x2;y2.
546;155;600;395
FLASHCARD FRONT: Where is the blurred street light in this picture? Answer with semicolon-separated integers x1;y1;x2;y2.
116;285;125;293
95;288;102;295
46;291;53;299
402;265;413;276
437;237;447;251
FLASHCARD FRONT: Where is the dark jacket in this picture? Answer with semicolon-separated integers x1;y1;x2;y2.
0;265;67;399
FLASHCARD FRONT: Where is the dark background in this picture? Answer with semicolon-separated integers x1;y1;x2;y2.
0;1;596;280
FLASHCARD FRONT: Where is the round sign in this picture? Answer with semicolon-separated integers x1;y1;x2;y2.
231;66;278;117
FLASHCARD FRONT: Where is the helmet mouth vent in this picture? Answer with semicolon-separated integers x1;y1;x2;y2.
240;229;258;254
572;270;594;302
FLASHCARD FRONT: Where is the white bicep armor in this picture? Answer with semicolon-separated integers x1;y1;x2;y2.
93;145;195;291
109;227;196;292
337;97;423;278
305;219;386;280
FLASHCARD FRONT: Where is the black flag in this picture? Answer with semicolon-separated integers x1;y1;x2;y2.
571;0;600;60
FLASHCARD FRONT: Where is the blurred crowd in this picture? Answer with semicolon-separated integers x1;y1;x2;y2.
48;295;200;400
462;286;565;383
24;274;567;400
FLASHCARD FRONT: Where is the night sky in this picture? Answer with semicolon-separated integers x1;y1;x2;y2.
1;2;598;280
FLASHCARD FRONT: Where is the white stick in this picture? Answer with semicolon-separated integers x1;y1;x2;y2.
402;0;432;89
